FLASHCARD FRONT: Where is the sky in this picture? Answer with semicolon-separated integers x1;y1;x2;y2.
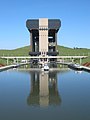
0;0;90;49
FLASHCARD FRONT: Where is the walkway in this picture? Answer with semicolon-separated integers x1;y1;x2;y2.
0;55;87;59
0;62;30;72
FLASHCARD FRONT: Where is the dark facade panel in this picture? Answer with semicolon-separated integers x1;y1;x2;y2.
48;19;61;30
29;52;41;56
26;19;39;30
26;19;61;32
47;51;59;56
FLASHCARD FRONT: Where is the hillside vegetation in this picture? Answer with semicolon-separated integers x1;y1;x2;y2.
57;46;90;56
0;46;30;56
0;45;90;56
0;45;90;65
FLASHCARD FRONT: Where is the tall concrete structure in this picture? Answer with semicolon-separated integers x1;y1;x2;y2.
26;18;61;63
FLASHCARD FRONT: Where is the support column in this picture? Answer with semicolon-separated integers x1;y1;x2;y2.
39;18;48;54
7;58;8;65
30;32;32;51
72;59;74;63
17;58;18;64
55;33;57;51
80;58;82;65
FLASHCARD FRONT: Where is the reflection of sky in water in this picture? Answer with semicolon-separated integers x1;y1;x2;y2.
57;71;90;119
0;69;90;120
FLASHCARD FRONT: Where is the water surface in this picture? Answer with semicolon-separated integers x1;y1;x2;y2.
0;69;90;120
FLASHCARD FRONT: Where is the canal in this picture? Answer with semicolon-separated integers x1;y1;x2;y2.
0;69;90;120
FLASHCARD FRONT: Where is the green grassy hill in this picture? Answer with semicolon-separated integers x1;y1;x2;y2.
0;45;90;56
0;46;30;56
57;45;90;64
0;45;90;65
57;46;90;56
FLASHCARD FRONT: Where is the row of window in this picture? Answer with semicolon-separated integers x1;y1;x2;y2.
39;28;48;30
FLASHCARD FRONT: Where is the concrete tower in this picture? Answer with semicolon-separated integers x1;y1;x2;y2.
26;18;61;63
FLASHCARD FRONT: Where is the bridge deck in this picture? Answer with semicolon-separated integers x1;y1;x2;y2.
0;56;87;59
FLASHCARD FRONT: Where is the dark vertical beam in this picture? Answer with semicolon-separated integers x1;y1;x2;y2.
30;32;32;51
55;32;57;51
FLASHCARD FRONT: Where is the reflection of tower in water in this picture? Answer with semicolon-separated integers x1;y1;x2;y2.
39;72;49;106
27;71;61;107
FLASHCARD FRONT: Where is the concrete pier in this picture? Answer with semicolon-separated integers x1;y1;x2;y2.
0;65;16;72
81;66;90;72
0;62;30;72
68;63;90;73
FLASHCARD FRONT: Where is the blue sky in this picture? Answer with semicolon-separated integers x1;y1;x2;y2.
0;0;90;49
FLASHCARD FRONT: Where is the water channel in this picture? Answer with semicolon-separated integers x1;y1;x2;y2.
0;68;90;120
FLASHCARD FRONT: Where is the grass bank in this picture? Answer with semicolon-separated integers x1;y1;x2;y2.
0;45;90;65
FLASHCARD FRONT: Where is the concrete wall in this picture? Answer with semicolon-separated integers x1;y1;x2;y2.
39;18;48;53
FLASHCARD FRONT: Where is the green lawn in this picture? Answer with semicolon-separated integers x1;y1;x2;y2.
0;45;90;65
57;45;90;56
0;46;30;56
